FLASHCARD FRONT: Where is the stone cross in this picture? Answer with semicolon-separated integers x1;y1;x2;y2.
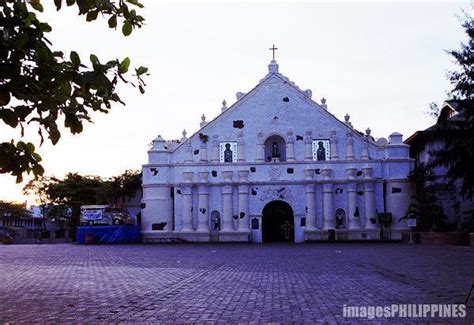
269;44;278;60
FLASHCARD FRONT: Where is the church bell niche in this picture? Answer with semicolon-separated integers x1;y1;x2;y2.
264;135;286;162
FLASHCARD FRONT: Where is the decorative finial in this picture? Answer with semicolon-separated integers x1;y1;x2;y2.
321;97;327;110
365;128;372;136
344;114;353;128
200;114;208;128
268;60;279;73
221;99;227;112
181;129;187;142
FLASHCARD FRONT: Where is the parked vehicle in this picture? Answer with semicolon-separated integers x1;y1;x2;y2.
80;205;133;226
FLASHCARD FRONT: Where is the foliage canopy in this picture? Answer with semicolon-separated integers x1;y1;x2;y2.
0;0;147;182
430;14;474;199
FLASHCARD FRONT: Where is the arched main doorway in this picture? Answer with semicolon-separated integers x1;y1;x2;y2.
262;200;294;243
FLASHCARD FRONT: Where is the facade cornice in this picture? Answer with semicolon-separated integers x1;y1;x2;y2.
142;158;413;169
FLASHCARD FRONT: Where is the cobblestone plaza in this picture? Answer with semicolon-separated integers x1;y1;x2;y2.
0;243;472;323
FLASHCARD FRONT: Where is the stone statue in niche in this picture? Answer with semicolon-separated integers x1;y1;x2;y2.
272;142;280;158
317;141;326;161
224;143;233;163
211;211;221;230
335;208;346;229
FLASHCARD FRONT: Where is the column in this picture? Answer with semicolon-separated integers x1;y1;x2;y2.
237;170;250;231
361;139;369;160
303;169;317;230
256;131;264;162
185;140;193;163
286;129;296;162
221;171;234;231
200;142;208;162
346;167;360;229
345;132;355;160
181;171;194;232
197;172;210;232
363;167;377;229
330;129;339;160
322;168;334;229
304;130;313;161
237;131;245;162
211;135;219;162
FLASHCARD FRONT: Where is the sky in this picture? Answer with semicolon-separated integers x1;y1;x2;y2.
0;0;471;204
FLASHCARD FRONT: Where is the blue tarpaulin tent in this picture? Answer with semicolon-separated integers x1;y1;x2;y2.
76;225;140;244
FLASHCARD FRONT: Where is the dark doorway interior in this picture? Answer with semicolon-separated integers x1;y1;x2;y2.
262;200;294;243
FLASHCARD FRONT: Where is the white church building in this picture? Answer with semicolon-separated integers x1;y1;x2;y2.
141;58;414;243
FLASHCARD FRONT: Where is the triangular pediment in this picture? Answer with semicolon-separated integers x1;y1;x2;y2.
167;60;382;160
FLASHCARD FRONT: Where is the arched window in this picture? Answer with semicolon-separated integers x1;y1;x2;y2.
264;135;286;162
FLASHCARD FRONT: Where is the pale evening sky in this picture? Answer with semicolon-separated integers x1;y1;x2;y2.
0;0;470;203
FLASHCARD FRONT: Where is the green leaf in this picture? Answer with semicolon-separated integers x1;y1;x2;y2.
126;0;144;8
122;21;132;36
119;57;130;74
49;128;61;145
32;153;42;163
136;66;148;75
108;15;117;28
39;23;52;33
86;10;98;22
65;113;83;134
25;142;35;155
90;54;100;67
16;174;23;184
29;0;44;12
0;109;18;127
16;141;26;151
0;90;11;106
33;164;44;176
54;0;62;10
70;51;80;67
23;12;37;27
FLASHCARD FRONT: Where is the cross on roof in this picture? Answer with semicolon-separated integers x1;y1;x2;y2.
269;44;278;60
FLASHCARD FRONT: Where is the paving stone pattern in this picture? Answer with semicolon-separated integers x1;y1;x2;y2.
0;243;472;323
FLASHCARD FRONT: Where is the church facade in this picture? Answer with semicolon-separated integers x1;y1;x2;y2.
141;60;414;243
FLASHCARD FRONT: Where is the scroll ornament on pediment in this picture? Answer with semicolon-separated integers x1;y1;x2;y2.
260;187;294;202
268;167;281;181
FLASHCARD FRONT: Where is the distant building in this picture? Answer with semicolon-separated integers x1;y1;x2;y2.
405;101;474;225
142;59;414;243
0;204;69;243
